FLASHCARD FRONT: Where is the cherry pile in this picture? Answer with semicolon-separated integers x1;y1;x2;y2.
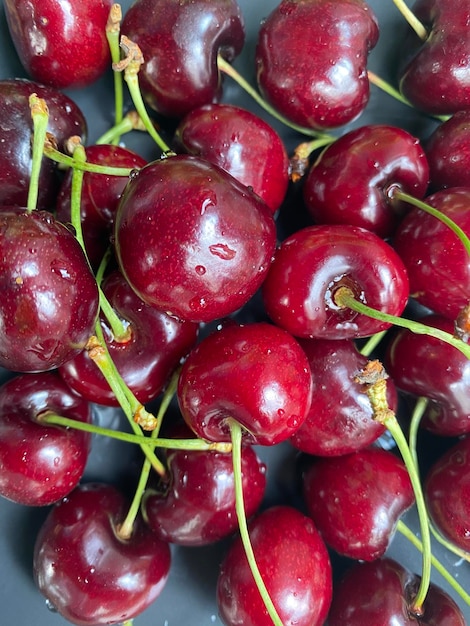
0;0;469;625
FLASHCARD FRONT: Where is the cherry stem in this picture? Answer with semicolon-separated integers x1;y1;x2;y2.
28;94;49;213
391;0;428;41
356;360;432;615
289;136;335;182
408;396;429;469
388;188;470;260
113;36;174;155
43;138;136;176
358;330;388;357
106;3;124;143
217;55;334;141
396;520;470;606
333;287;470;361
229;419;284;626
95;110;148;145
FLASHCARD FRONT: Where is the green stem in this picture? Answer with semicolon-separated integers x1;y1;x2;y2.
396;520;470;607
44;140;136;175
334;287;470;361
28;94;50;212
359;330;388;357
408;396;429;469
95;111;148;145
229;419;284;626
106;3;124;143
391;0;428;40
218;55;333;140
429;520;470;564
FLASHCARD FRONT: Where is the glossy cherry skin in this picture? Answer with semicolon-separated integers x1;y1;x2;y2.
121;0;245;118
393;187;470;321
0;79;87;211
0;208;99;373
217;505;332;626
0;371;91;506
303;124;430;237
398;0;470;116
177;322;313;445
33;482;172;626
255;0;379;130
384;315;470;437
174;103;289;214
424;436;470;553
302;447;414;561
143;439;266;546
328;557;467;626
4;0;114;89
55;144;148;269
262;224;410;339
114;154;276;323
290;338;394;456
425;111;470;191
59;270;199;406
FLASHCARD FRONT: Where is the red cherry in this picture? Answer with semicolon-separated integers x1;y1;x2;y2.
33;482;172;626
0;371;91;506
425;111;470;191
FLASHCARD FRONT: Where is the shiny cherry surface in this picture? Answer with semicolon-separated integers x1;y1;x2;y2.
425;111;470;191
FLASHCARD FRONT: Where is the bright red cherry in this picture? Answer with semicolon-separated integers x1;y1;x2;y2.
425;111;470;191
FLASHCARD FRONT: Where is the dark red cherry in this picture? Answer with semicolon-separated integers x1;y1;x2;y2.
4;0;114;88
0;371;91;506
33;482;172;626
143;434;266;546
303;124;430;237
255;0;379;130
121;0;245;118
393;188;470;322
328;557;467;626
425;111;470;191
217;505;332;626
114;154;276;323
290;338;393;456
59;270;199;407
174;103;289;214
177;322;313;445
262;224;410;339
0;208;99;372
384;315;470;437
0;78;87;210
302;447;415;561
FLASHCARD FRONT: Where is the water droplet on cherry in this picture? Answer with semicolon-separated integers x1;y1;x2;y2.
45;599;58;612
195;265;206;275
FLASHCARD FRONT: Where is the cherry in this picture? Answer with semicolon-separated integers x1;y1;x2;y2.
392;188;470;322
290;338;393;456
0;207;99;372
398;0;470;116
0;371;92;506
177;321;313;446
424;435;470;554
0;78;87;210
33;482;172;626
261;223;410;339
59;269;199;407
255;0;379;130
174;103;289;214
114;154;276;323
303;124;430;237
121;0;245;118
327;557;467;625
302;447;415;561
217;505;332;626
4;0;114;89
384;314;470;437
425;111;470;191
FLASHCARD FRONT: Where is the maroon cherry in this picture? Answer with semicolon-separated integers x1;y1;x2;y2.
0;371;91;507
4;0;114;89
303;124;430;237
59;270;199;407
290;338;394;456
177;321;313;445
121;0;245;118
302;447;415;561
217;505;332;626
114;154;276;323
328;557;467;626
425;111;470;191
174;103;290;214
255;0;379;130
0;208;99;373
424;435;470;554
262;223;410;339
33;482;172;626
